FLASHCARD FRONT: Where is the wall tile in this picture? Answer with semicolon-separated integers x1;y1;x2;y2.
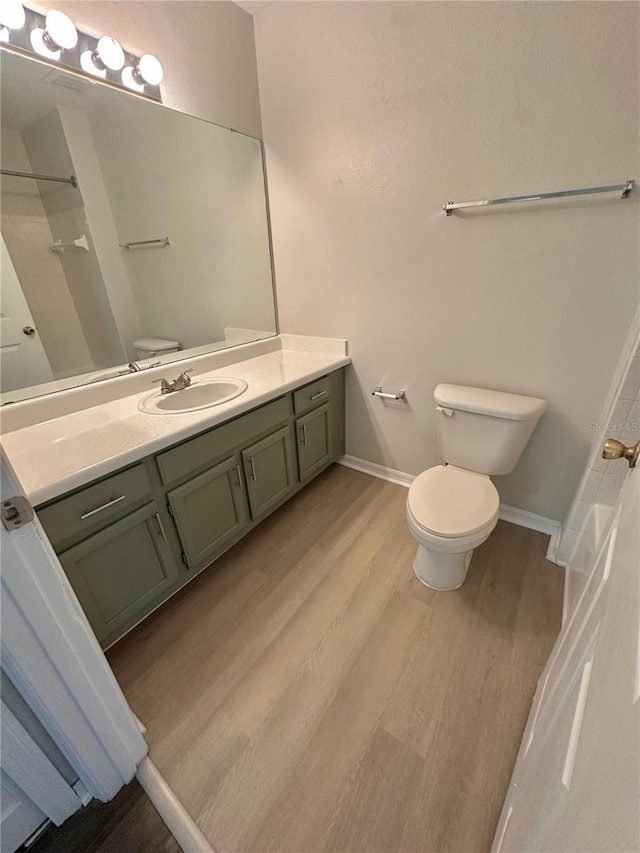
580;470;604;503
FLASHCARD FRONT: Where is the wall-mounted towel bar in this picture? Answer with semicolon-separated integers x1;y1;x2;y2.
50;235;89;254
443;179;634;216
119;237;171;249
372;385;406;401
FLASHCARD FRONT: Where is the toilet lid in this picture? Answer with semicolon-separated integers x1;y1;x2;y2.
133;337;179;352
408;465;499;538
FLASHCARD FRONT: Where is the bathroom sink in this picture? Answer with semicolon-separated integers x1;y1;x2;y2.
138;378;248;414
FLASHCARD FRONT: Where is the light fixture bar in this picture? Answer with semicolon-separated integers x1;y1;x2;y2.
1;168;77;187
0;5;163;103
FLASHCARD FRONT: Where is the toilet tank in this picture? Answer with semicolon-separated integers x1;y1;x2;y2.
434;384;547;476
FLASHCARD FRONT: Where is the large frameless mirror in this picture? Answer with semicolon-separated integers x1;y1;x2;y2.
0;49;277;405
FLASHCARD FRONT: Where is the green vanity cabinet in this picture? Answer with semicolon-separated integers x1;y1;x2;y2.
38;367;347;649
242;424;296;520
58;502;181;647
166;454;249;572
296;403;332;483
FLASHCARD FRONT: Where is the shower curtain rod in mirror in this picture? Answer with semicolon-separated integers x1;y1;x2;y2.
1;169;78;188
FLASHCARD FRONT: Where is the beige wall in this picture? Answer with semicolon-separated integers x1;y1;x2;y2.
33;0;262;138
254;1;640;520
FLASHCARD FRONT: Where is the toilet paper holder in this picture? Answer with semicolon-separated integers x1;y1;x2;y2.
372;385;406;401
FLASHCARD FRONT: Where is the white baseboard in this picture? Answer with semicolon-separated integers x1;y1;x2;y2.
136;757;213;853
561;564;570;626
497;503;561;537
338;455;561;537
338;454;414;488
545;525;567;567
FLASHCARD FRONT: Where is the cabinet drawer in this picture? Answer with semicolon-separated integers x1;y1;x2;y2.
293;375;331;416
38;464;152;550
157;395;293;485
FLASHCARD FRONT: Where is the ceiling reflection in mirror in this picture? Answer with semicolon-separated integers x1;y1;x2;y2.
0;50;277;405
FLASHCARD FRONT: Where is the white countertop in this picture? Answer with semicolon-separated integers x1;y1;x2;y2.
2;346;350;506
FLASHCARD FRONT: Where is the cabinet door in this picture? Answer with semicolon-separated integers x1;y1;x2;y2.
167;455;249;573
242;425;296;520
59;503;180;648
296;402;332;483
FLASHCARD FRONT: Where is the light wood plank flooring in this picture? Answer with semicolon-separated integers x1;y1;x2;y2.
108;464;563;853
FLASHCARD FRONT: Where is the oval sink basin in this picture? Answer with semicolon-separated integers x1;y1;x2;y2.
138;378;248;414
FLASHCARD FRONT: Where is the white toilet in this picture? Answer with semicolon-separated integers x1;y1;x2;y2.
133;337;180;360
407;384;547;591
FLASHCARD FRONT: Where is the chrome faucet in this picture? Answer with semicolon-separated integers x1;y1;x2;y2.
153;369;193;394
128;360;161;373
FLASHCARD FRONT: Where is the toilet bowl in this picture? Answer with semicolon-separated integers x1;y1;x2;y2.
133;337;180;360
406;384;547;591
407;465;499;589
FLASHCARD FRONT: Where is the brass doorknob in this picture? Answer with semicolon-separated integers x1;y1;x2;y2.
602;438;640;468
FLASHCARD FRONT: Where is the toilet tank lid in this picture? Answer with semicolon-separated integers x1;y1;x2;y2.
434;384;547;421
134;337;179;351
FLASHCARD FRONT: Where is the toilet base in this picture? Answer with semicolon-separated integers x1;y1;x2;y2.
413;545;473;591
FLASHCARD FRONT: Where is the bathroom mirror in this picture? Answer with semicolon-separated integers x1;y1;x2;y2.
0;50;277;405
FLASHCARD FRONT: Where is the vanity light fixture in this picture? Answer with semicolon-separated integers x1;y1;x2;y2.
1;5;164;101
30;8;77;59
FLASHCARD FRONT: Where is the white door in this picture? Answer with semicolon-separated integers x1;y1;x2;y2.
0;701;81;852
0;235;54;393
493;460;639;851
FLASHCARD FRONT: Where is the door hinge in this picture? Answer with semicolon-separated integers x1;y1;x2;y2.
166;502;174;517
180;551;188;566
2;495;35;530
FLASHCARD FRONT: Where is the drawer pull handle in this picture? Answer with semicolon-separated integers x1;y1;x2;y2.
248;456;257;480
300;424;308;445
80;495;126;520
310;390;327;401
234;464;244;492
154;512;168;542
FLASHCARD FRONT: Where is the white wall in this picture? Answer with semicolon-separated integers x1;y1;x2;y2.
88;97;275;350
0;128;94;377
58;106;143;363
254;0;640;520
34;0;262;138
22;110;126;369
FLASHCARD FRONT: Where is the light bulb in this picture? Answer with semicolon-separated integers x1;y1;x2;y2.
30;27;61;60
80;50;106;78
0;0;25;30
93;35;125;71
43;9;77;50
135;53;163;86
121;66;144;92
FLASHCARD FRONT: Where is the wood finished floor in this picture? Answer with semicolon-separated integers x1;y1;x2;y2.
108;464;563;853
29;780;179;853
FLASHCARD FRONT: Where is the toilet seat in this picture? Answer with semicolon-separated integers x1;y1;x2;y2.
407;465;499;539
